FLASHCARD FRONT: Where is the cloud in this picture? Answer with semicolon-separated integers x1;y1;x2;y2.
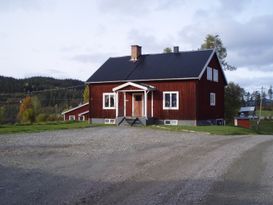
0;0;53;11
178;13;273;70
96;0;182;15
127;29;174;53
218;0;253;14
70;53;111;64
226;67;273;91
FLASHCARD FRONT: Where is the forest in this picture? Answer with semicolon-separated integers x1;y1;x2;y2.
0;76;85;124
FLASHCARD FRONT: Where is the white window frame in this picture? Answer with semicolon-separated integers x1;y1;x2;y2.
210;93;216;106
213;69;218;82
69;115;75;121
164;120;178;126
104;119;116;124
163;91;179;110
103;93;116;110
207;66;213;81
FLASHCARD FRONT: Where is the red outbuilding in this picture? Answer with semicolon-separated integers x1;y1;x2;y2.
62;103;89;121
86;45;227;126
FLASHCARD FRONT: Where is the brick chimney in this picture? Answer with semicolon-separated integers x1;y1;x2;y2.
131;45;142;61
173;46;179;53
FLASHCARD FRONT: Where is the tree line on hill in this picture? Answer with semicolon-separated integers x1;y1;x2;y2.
0;76;85;124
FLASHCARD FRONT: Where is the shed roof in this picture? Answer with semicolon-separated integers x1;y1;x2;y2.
239;106;256;112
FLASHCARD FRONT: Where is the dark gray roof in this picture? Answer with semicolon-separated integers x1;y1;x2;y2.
87;49;214;83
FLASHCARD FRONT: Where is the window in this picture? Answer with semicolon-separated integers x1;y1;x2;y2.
103;93;115;109
207;67;213;81
105;119;116;124
69;115;75;121
213;69;218;82
163;91;179;110
79;116;85;121
210;93;216;106
164;120;178;125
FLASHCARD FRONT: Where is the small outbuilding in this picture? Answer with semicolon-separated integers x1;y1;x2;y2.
62;103;89;121
239;106;256;119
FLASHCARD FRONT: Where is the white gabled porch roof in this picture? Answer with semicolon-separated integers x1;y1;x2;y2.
112;82;156;92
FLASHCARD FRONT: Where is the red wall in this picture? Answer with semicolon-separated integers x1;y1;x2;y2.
64;104;89;121
196;54;225;120
89;80;197;120
88;54;226;121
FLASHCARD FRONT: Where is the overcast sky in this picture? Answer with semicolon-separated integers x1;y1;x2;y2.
0;0;272;92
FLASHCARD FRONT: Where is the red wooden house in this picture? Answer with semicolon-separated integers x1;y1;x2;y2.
86;45;227;126
62;103;89;121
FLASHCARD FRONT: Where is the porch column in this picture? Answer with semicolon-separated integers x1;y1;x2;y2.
151;91;154;117
123;92;126;116
144;90;147;118
115;91;119;117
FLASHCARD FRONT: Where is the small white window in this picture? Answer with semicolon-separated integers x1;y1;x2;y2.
105;119;116;124
213;69;218;82
103;93;116;109
164;120;178;125
207;67;213;81
69;115;75;121
210;93;216;106
163;91;179;110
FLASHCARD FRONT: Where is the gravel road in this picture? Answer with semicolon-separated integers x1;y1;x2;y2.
0;127;273;205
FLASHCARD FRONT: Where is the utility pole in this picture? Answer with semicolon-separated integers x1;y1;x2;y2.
258;86;263;125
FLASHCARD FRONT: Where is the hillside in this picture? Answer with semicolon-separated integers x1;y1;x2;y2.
0;76;85;124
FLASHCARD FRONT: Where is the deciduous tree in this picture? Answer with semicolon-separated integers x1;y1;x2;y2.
163;47;172;53
225;82;244;122
201;34;236;70
83;85;89;103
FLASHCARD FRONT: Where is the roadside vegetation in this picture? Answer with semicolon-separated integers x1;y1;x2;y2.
151;120;273;135
0;121;111;135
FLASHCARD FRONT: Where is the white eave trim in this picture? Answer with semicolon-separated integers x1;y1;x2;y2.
198;48;216;80
78;110;89;116
61;102;89;115
87;77;199;85
113;82;152;92
198;48;228;84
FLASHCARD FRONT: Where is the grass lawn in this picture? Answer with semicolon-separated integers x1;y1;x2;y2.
0;121;111;135
150;125;257;135
251;120;273;135
261;110;273;117
150;120;273;135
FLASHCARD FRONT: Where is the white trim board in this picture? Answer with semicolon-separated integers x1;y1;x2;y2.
113;82;150;92
62;103;89;115
78;110;89;116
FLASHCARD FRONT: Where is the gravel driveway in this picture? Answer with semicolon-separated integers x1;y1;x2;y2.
0;127;273;205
